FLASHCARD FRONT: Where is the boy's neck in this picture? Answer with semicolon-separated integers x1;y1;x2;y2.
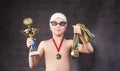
52;35;64;42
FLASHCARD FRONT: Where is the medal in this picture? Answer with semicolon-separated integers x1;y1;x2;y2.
71;48;79;58
56;53;61;59
71;32;80;58
52;38;64;60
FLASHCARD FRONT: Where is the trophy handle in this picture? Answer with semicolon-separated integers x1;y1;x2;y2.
30;44;36;49
29;38;37;51
29;38;39;56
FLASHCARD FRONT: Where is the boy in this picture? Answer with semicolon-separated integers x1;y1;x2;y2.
26;12;94;71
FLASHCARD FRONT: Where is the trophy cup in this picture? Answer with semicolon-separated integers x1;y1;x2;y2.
21;17;39;56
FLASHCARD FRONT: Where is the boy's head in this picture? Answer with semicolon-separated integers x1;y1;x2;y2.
49;12;67;36
50;12;67;23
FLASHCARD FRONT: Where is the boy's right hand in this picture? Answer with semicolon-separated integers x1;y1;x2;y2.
26;38;35;48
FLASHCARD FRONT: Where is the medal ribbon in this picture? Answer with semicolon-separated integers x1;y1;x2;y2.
52;38;64;52
76;23;95;43
73;23;95;48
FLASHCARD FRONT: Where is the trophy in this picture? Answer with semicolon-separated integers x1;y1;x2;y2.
21;17;39;56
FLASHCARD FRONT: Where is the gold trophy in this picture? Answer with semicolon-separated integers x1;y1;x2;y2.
21;17;39;56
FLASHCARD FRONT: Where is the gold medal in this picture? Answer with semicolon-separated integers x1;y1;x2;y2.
56;53;61;60
71;48;79;58
52;38;64;60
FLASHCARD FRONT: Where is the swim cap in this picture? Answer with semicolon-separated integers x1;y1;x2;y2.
50;12;67;22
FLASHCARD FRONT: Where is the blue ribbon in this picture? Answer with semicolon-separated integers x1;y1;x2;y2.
73;34;79;49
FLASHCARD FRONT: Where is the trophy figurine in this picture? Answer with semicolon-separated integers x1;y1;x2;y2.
21;17;39;56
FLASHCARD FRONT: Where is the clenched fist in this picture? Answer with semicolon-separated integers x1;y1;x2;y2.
26;38;35;48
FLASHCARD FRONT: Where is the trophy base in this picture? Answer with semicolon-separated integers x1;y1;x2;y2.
29;51;39;57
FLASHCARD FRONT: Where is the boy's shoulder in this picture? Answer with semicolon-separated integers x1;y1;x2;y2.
38;39;51;48
40;38;73;45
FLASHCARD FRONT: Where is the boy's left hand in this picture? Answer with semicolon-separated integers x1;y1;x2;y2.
73;25;82;36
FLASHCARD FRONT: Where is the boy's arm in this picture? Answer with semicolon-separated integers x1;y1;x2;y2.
73;24;94;53
78;36;94;53
29;41;44;69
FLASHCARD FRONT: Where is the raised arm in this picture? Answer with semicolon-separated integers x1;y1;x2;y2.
27;38;44;69
73;25;94;53
78;36;94;53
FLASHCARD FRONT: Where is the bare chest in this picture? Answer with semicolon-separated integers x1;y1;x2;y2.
44;41;71;58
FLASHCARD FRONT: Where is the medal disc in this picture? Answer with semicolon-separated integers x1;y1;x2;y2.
56;53;61;59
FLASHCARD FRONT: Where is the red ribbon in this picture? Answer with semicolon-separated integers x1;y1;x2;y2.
52;38;64;52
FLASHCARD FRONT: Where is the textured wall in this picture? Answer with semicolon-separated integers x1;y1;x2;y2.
0;0;120;71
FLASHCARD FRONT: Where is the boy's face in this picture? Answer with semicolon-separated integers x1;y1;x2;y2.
50;17;67;36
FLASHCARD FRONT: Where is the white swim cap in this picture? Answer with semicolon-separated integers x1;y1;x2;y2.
50;12;67;22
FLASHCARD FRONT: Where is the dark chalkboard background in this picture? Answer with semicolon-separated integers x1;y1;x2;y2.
0;0;120;71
